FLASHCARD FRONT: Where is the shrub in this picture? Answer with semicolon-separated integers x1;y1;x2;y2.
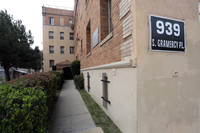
9;72;64;113
70;60;80;77
50;71;64;90
74;73;84;89
52;66;56;71
1;72;65;132
0;84;48;132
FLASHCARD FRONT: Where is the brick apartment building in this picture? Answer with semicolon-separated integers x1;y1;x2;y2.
73;0;200;133
42;6;75;72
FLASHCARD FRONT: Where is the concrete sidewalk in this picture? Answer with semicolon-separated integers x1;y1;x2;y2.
49;80;103;133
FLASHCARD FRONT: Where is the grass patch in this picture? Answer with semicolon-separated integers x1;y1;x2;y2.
78;90;121;133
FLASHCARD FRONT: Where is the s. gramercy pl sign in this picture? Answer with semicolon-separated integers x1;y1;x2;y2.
150;15;185;52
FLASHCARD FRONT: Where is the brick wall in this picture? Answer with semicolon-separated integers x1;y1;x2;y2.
74;0;133;69
43;7;73;26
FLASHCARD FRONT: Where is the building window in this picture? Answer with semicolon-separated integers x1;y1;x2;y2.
49;17;54;25
70;33;74;40
85;0;89;8
81;39;83;52
86;21;91;54
49;60;54;67
199;0;200;21
60;18;64;26
70;46;74;54
49;31;54;39
101;73;110;109
87;72;90;92
60;46;64;54
60;32;64;40
108;0;112;32
49;46;54;54
100;0;112;40
69;19;73;25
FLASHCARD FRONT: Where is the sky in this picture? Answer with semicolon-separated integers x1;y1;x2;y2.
0;0;74;50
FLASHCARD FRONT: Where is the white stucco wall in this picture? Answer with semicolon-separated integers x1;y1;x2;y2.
82;66;137;133
135;0;200;132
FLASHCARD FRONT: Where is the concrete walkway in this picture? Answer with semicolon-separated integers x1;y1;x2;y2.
49;80;103;133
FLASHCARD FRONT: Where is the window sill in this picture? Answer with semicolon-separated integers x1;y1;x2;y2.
86;52;91;58
100;32;113;47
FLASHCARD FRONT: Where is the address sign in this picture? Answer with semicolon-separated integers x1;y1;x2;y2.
150;15;185;52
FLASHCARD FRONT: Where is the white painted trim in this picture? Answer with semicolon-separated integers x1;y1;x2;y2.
86;52;91;58
100;32;113;47
81;60;133;71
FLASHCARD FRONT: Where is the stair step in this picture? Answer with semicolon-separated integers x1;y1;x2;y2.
77;127;104;133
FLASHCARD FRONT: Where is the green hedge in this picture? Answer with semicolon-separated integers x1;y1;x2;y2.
10;72;64;111
70;60;80;77
0;72;65;132
50;71;64;90
74;73;84;89
0;84;48;133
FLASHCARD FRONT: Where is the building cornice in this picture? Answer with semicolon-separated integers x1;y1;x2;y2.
81;60;134;71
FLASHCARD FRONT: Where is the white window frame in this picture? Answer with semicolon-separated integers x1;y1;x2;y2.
70;46;74;54
108;0;112;33
69;19;73;25
60;46;64;54
60;32;64;40
49;60;54;67
49;17;54;25
199;0;200;21
70;33;74;40
49;31;54;39
49;46;54;54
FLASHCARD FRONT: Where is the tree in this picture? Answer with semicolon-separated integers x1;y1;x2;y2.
0;10;34;81
29;46;43;72
70;60;80;77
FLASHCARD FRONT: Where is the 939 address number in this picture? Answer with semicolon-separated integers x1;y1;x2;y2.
156;21;180;36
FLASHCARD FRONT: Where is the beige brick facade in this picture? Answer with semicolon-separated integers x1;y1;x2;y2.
74;0;200;133
42;6;75;72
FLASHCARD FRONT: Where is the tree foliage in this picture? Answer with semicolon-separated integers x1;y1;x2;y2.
0;10;41;80
70;60;80;77
29;46;43;72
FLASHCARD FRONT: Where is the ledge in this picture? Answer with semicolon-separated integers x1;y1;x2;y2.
81;60;133;71
100;32;113;47
43;24;72;27
86;52;91;58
